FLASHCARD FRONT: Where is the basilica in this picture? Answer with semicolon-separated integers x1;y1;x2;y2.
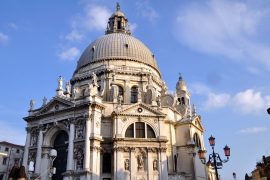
22;4;209;180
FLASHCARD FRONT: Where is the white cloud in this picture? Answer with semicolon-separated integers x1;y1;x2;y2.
136;0;159;22
8;22;18;30
191;83;270;114
232;89;268;114
0;32;9;44
190;82;211;95
58;47;80;61
65;30;84;42
174;0;270;69
238;127;268;134
204;92;231;110
129;23;138;32
71;4;111;31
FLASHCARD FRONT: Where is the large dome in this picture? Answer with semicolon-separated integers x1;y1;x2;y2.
75;33;159;73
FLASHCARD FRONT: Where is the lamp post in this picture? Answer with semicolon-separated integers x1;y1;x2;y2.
197;135;230;180
267;108;270;115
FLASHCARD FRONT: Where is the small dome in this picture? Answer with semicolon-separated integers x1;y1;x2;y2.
176;74;188;91
75;33;159;73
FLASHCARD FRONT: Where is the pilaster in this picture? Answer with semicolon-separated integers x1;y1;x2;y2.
23;127;31;168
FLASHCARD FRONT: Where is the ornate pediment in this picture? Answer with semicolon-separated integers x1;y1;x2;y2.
39;96;74;114
192;116;204;131
113;103;165;117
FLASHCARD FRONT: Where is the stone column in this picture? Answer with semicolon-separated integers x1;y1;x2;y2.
116;150;124;180
113;149;117;180
35;129;43;173
66;122;75;171
130;148;136;180
84;118;91;171
23;128;31;167
160;149;168;180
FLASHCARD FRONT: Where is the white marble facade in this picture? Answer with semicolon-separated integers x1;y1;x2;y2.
23;3;208;180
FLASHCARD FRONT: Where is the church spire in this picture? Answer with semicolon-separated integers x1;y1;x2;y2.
105;2;131;35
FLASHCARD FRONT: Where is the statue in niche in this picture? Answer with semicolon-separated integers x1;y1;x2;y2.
153;159;158;171
118;95;123;105
124;159;129;170
76;127;84;139
74;146;84;170
137;155;144;170
30;135;37;146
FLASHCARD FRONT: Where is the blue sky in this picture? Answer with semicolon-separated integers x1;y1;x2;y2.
1;0;270;179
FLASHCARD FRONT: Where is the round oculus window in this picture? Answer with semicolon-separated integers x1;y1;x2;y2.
137;107;143;113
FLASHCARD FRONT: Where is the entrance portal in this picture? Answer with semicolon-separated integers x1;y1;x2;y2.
52;130;68;180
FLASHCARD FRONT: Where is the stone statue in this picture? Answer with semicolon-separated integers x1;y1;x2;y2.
66;82;71;95
147;74;153;85
156;95;161;108
153;159;158;171
124;159;129;170
92;72;98;87
29;99;35;111
118;95;123;105
72;86;79;99
137;155;144;170
58;76;63;90
112;72;116;82
42;97;47;106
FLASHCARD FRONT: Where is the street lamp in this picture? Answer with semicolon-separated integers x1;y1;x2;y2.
28;149;57;180
198;135;230;180
267;108;270;115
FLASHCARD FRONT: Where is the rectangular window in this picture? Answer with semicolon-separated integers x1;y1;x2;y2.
2;157;7;165
5;147;9;152
136;122;145;138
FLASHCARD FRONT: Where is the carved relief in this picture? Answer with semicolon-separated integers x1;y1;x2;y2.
28;150;37;163
137;154;144;171
74;145;84;170
124;159;129;171
153;159;158;171
75;119;85;139
136;148;146;171
30;127;39;147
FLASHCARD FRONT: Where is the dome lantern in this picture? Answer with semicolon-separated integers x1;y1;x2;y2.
105;2;131;35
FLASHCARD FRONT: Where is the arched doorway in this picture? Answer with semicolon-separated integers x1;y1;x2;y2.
52;130;68;180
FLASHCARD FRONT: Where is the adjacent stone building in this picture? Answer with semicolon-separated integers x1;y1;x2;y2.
0;141;24;180
23;4;209;180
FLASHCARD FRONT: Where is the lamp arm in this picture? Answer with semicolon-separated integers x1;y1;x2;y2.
216;153;229;163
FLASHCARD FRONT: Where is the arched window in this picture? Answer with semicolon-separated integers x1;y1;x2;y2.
125;122;156;138
102;153;111;173
125;124;134;138
193;133;201;149
181;97;185;105
130;87;138;103
147;125;155;138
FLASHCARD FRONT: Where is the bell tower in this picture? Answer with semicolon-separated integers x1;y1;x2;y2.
174;74;191;117
105;3;131;35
